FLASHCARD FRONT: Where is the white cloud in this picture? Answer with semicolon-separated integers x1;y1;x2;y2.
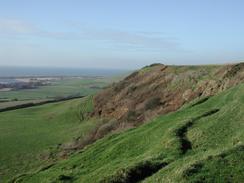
0;18;182;52
0;18;38;34
78;28;180;51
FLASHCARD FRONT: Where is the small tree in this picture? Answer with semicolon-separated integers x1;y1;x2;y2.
77;101;87;122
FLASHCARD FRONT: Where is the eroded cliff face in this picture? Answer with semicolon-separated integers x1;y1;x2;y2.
93;63;244;129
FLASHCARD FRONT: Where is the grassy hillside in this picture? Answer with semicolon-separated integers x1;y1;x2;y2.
16;84;244;182
0;97;104;182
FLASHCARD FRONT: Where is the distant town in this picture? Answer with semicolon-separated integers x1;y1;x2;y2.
0;76;103;92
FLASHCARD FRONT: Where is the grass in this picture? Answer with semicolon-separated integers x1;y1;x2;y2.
0;77;112;100
16;84;244;183
166;65;222;91
0;97;103;182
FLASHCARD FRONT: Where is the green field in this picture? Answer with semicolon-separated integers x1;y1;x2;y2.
16;84;244;182
0;77;113;100
0;97;104;182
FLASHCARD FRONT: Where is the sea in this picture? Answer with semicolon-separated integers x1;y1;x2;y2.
0;66;129;83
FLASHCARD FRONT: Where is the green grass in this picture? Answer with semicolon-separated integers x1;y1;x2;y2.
167;65;222;91
0;77;112;100
17;84;244;182
0;97;103;182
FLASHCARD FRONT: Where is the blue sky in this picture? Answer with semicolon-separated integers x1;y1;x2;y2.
0;0;243;69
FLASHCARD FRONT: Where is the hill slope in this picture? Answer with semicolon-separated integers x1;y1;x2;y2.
93;63;243;129
0;97;103;182
17;83;244;183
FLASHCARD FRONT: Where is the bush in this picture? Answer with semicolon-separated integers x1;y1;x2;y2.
126;110;137;122
145;97;161;110
95;119;118;139
124;71;139;80
128;85;137;93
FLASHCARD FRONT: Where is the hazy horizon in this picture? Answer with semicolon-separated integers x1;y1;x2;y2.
0;66;130;77
1;0;244;69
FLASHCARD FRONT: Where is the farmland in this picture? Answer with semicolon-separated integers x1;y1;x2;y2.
0;77;114;101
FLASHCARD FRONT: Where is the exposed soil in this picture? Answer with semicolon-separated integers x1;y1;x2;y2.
93;63;243;133
190;96;210;108
176;109;220;154
101;161;168;183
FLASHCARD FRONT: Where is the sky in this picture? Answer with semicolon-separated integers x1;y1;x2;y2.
0;0;243;69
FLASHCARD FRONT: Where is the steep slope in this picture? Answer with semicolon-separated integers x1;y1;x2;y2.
93;63;244;130
17;84;244;183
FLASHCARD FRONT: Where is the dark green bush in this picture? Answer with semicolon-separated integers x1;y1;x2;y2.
128;85;137;93
145;97;161;110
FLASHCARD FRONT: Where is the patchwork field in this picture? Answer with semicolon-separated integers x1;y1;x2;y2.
0;77;115;100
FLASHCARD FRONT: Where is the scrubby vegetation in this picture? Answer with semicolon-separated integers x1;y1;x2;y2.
145;97;161;110
93;63;244;132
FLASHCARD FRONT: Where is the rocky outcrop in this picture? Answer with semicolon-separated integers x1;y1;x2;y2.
93;63;244;129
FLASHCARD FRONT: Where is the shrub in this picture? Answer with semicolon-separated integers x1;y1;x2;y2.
95;119;118;139
128;85;137;93
124;71;139;80
126;110;137;122
145;97;161;110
